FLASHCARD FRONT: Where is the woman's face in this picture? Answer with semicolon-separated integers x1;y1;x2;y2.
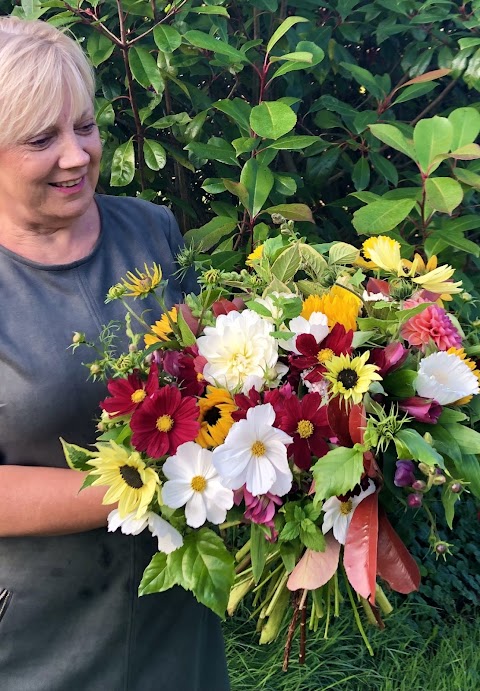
0;100;102;231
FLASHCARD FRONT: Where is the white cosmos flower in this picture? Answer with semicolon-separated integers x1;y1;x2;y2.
321;481;376;545
196;309;279;394
415;351;479;405
212;403;293;496
162;442;234;528
107;509;183;554
281;312;329;354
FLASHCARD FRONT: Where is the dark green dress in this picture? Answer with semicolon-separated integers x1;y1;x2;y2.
0;195;230;691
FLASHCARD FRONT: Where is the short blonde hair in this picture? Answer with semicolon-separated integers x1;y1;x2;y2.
0;17;95;147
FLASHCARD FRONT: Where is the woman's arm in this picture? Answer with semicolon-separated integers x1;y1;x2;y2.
0;466;113;537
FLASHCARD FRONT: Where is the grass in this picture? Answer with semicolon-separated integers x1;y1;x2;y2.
224;603;480;691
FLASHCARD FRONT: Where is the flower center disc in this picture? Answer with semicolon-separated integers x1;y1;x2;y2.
156;414;174;433
204;405;221;426
317;348;334;364
297;419;314;439
119;465;144;489
131;389;147;404
191;475;207;492
251;440;266;457
339;500;353;515
337;369;359;389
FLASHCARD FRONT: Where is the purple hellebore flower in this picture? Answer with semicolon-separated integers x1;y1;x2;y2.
398;396;442;424
394;459;416;487
370;342;408;377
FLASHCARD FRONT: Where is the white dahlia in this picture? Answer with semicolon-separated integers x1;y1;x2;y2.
415;351;479;405
196;309;280;394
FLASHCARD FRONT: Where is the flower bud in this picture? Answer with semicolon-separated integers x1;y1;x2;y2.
407;493;423;508
418;463;432;476
412;480;426;491
450;482;463;494
128;343;138;353
435;542;447;555
423;432;433;445
72;331;86;344
89;363;102;375
432;474;446;485
394;460;416;487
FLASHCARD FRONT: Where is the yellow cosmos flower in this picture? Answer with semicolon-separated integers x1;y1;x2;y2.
246;244;264;266
196;386;237;448
412;264;463;296
144;307;178;347
362;236;402;274
301;286;362;332
324;351;382;405
446;347;480;405
121;263;163;298
87;441;160;519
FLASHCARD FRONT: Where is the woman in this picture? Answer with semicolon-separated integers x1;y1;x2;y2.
0;16;229;691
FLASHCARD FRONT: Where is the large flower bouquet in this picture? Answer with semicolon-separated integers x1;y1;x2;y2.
64;222;480;663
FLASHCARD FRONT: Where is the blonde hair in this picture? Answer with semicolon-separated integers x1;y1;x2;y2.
0;17;95;147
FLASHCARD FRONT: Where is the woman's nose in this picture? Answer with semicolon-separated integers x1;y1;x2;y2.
58;134;90;169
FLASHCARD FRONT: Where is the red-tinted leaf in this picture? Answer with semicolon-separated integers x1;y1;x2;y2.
363;450;381;479
287;533;340;591
344;492;378;604
176;303;200;335
400;68;451;89
377;511;421;594
327;396;353;447
349;403;366;445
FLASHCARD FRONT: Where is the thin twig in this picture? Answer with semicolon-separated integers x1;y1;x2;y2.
282;592;300;673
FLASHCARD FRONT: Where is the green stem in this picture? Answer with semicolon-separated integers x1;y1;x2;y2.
120;300;151;331
342;566;374;656
334;571;340;617
235;539;251;563
264;572;288;617
324;580;331;639
375;584;393;616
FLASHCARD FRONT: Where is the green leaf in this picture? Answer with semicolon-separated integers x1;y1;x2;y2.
183;216;237;250
340;63;385;99
266;16;309;55
150;113;192;129
454;168;480;190
153;24;182;53
413;116;453;173
266;135;319;150
448;107;480;150
279;520;301;542
240;158;274;217
139;552;176;595
190;5;230;16
214;99;252;134
382;369;417;398
352;198;417;235
393;82;437;105
271;244;301;282
176;308;196;346
394;429;444;467
129;46;163;93
442;488;460;530
60;438;96;471
110;139;135;187
369;124;415;158
270;51;313;64
232;137;257;156
300;523;326;552
143;139;167;171
449;143;480;160
298;243;328;280
87;32;115;67
185;139;238;166
443;424;480;455
251;523;269;583
425;227;480;258
184;30;249;63
352;157;370;191
369;152;399;186
425;178;463;214
270;43;324;79
223;179;250;209
452;454;480;498
312;446;364;503
250;102;297;141
263;203;313;222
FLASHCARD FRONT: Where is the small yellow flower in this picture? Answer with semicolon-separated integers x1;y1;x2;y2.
121;263;163;298
362;236;402;274
145;307;178;347
324;351;382;405
301;286;362;332
196;386;237;448
446;347;480;405
412;264;462;296
246;244;264;266
88;441;160;518
402;253;438;276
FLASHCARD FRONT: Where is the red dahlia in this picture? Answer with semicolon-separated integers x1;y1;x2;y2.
277;392;331;470
100;364;159;417
130;385;200;458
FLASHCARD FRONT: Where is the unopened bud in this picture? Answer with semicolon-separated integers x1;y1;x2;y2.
423;432;433;445
418;463;432;476
412;480;426;491
432;474;446;485
450;482;463;494
72;331;86;344
407;492;423;508
435;542;448;555
90;363;102;375
128;343;138;353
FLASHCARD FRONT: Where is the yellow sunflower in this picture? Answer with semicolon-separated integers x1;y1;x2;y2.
87;441;160;518
301;286;362;332
446;347;480;405
324;351;382;405
196;386;237;448
246;244;264;266
144;307;178;347
121;263;163;298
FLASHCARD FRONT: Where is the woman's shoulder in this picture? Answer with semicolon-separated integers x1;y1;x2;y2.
95;194;178;240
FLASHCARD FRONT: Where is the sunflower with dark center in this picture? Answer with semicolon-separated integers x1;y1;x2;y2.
87;441;160;518
196;386;237;448
324;351;382;405
276;391;331;470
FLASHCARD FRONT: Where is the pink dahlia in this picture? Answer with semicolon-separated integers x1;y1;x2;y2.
400;305;462;352
130;385;200;458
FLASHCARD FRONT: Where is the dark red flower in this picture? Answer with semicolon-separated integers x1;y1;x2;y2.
130;385;200;458
277;392;331;470
370;342;408;377
159;346;206;397
291;323;353;385
232;383;294;424
398;396;442;424
101;364;159;417
212;297;245;317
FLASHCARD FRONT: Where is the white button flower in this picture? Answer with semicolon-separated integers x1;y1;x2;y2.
281;312;330;354
415;351;479;405
321;481;376;545
107;509;183;554
162;442;234;528
212;403;293;496
196;309;280;394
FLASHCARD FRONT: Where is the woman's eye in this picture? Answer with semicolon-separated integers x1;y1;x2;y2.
28;136;51;148
77;123;96;134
